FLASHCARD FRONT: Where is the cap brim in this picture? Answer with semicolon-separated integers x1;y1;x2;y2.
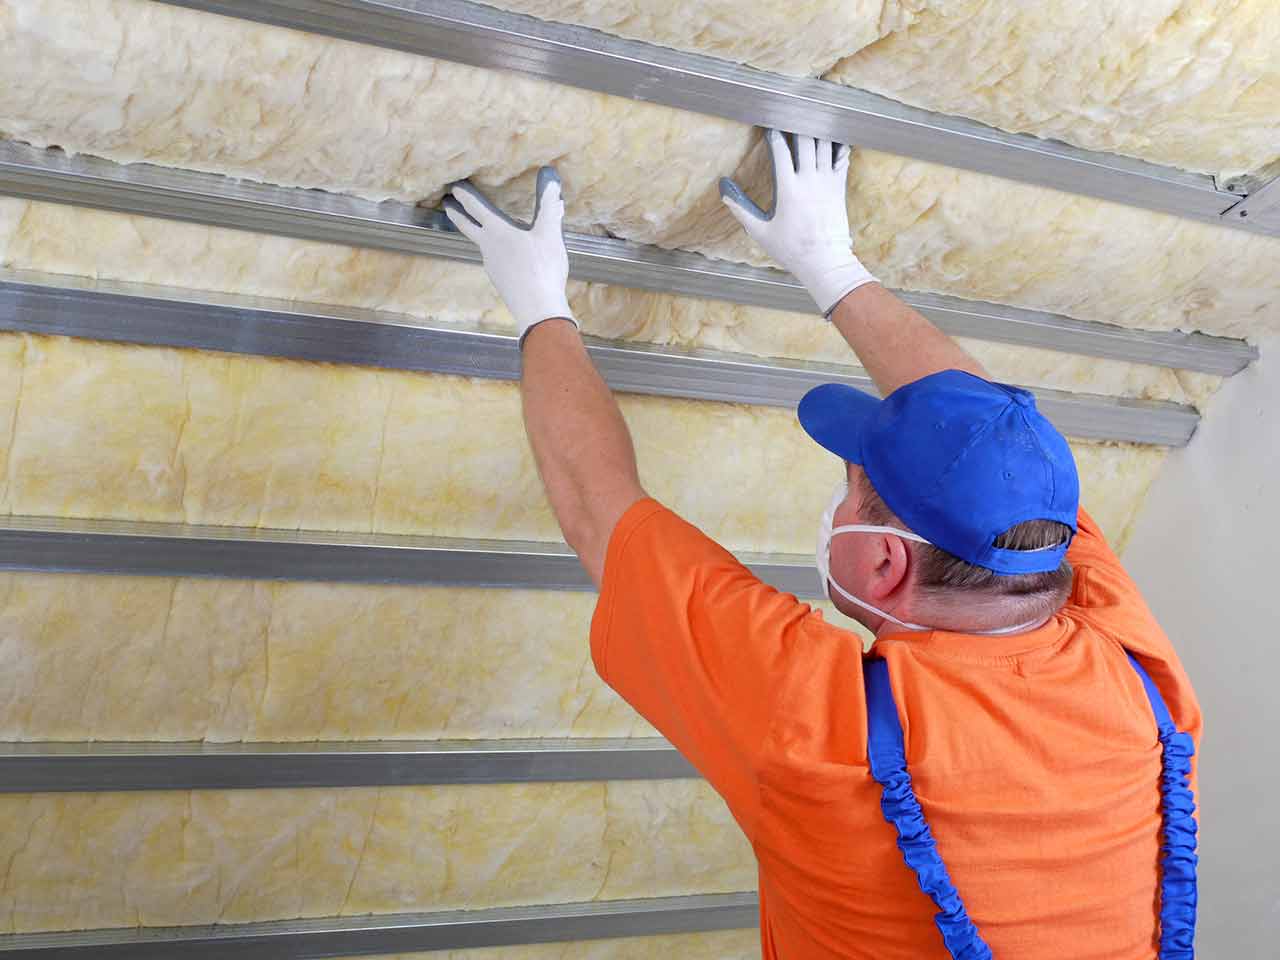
797;383;880;464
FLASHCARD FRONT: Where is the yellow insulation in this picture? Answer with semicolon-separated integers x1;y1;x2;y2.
359;930;761;960
0;0;1258;951
0;781;753;933
1;0;1276;340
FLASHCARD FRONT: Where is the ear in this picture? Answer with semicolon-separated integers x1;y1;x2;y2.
864;533;912;603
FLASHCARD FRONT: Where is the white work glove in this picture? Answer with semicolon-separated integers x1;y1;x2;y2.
720;130;876;316
444;166;577;345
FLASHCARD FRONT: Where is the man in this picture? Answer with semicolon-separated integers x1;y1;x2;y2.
443;130;1200;959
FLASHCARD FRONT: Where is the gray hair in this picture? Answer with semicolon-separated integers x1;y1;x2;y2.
853;471;1074;622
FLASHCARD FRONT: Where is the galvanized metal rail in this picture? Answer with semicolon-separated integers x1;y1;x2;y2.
0;268;876;407
1221;174;1280;229
0;739;695;792
0;515;823;597
156;0;1278;238
0;140;1256;377
0;894;758;958
0;270;1201;445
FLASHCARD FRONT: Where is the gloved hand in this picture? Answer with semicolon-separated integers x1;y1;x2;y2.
444;166;577;345
720;130;876;316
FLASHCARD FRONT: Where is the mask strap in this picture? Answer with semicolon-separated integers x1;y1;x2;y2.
830;523;930;544
824;525;1051;637
825;574;930;631
972;613;1051;636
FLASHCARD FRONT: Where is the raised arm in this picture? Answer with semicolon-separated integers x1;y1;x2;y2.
444;169;644;587
828;283;987;395
720;130;987;395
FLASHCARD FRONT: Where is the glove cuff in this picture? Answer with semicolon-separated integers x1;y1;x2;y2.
796;255;878;317
516;295;578;347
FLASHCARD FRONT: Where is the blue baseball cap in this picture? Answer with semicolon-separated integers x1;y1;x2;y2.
798;370;1078;574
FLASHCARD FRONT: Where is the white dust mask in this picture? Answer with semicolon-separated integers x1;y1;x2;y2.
816;480;1047;636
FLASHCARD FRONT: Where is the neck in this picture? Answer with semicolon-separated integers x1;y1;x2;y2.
870;601;1049;638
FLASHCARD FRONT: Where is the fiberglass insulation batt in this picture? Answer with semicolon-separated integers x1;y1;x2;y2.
492;0;1279;177
2;0;1278;339
0;0;1276;951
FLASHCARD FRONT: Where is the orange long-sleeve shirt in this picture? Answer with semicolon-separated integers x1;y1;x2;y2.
590;498;1201;959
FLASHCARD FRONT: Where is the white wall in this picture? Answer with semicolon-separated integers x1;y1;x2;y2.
1124;335;1280;953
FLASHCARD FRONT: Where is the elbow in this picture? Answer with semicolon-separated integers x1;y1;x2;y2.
559;512;595;561
562;516;608;590
558;483;647;590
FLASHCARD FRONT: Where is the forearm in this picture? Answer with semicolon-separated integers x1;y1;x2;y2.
520;319;645;586
718;132;990;396
830;282;988;395
443;169;645;585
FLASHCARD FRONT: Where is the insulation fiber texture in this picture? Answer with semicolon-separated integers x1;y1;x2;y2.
0;0;1276;342
0;330;1166;747
0;576;651;742
0;333;1162;551
354;930;761;960
0;781;754;933
0;0;1242;947
493;0;1280;178
0;197;1220;409
828;0;1280;180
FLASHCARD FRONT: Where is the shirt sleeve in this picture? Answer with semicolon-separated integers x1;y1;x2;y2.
1066;507;1134;587
590;498;816;841
1067;507;1166;642
1067;507;1202;750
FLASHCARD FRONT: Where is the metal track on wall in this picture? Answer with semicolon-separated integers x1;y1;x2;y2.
0;140;1256;377
0;270;1200;445
0;739;695;792
0;516;823;597
1221;174;1280;229
155;0;1279;238
0;894;758;959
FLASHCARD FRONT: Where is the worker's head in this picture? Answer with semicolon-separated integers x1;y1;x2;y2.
798;370;1079;636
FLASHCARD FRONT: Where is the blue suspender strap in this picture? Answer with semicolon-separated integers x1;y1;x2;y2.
1125;652;1199;959
864;654;1196;958
864;658;992;960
